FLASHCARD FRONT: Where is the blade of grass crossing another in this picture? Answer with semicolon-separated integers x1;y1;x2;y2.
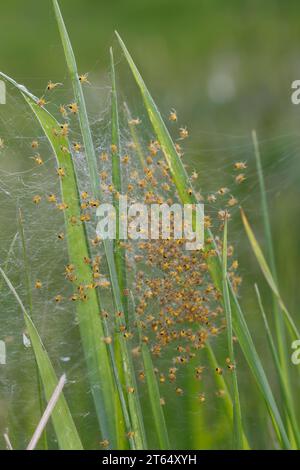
125;96;247;448
241;209;300;341
131;293;170;449
27;374;66;450
52;2;147;448
222;219;243;449
141;344;170;449
115;34;290;448
255;285;300;448
209;244;291;449
110;48;129;321
110;47;130;449
252;130;290;357
53;0;125;342
103;250;147;449
18;210;48;450
110;44;148;452
252;130;297;445
0;268;83;450
205;342;250;449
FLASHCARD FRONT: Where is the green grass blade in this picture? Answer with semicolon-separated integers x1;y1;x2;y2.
0;267;83;450
124;102;146;168
255;284;300;448
104;250;147;449
18;210;33;313
27;374;66;450
0;72;119;448
116;32;192;205
0;232;18;293
125;99;244;450
110;47;131;449
252;131;277;275
222;220;243;449
52;0;98;192
24;96;118;447
18;210;48;450
252;130;295;442
131;293;170;449
205;343;250;449
115;34;290;448
53;0;124;342
230;295;289;447
210;249;291;448
1;231;46;449
52;3;147;448
241;209;299;340
141;344;170;449
111;47;122;194
110;48;129;321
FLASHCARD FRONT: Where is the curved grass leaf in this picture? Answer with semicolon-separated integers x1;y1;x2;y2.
115;32;192;206
255;284;300;448
241;209;300;341
115;34;290;449
252;130;296;444
0;267;83;450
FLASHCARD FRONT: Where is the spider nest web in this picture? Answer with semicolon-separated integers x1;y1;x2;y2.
0;66;299;449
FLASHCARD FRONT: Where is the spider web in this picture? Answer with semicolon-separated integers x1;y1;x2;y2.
0;68;299;450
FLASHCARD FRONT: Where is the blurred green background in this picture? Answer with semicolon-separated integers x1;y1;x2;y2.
1;0;300;133
0;0;300;449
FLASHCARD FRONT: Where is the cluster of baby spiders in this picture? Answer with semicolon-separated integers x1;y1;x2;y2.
27;80;247;406
106;111;244;401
